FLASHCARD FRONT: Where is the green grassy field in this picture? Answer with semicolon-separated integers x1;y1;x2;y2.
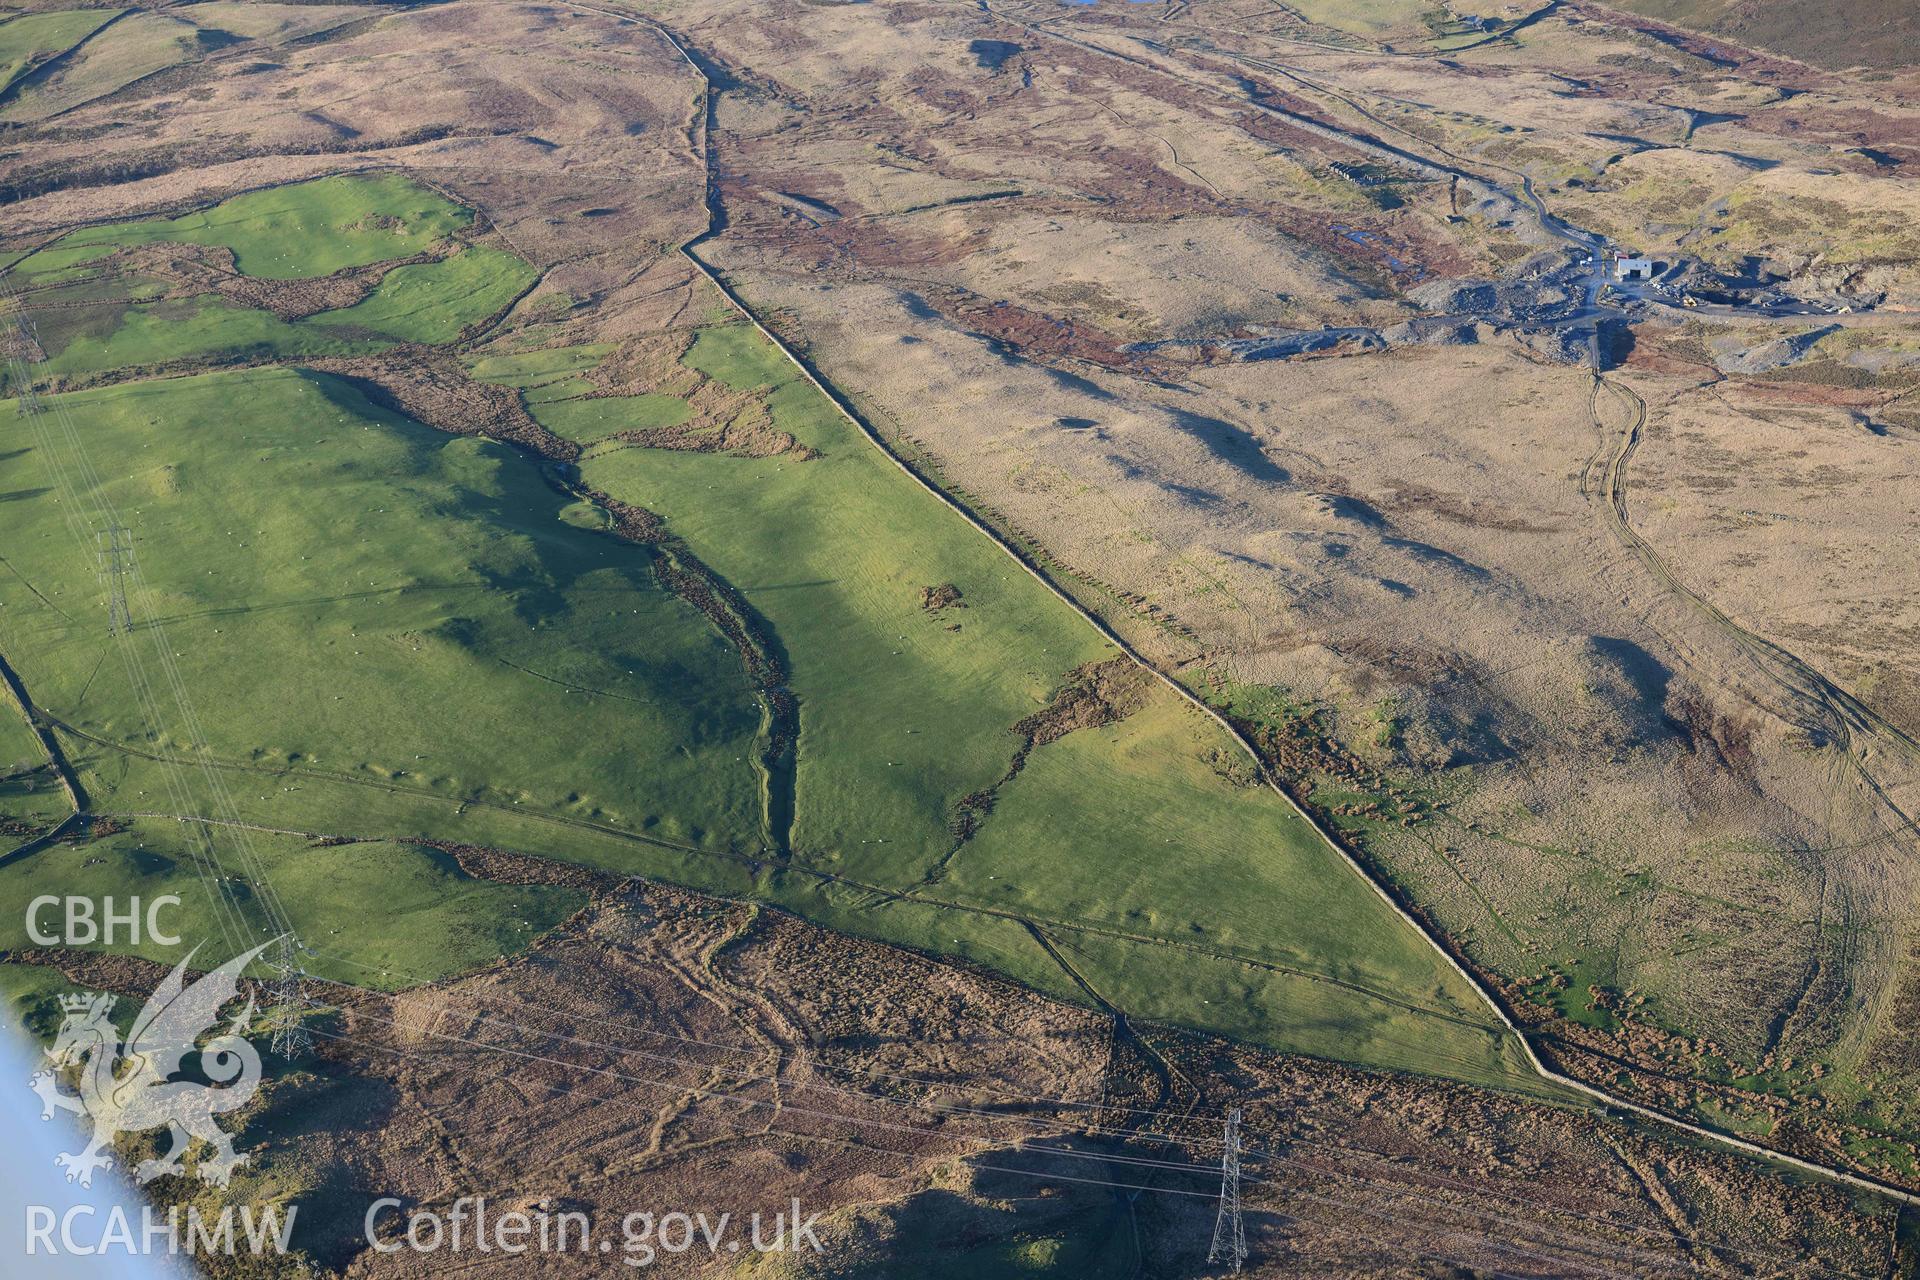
37;295;375;380
0;369;769;849
0;825;584;990
527;393;693;444
0;700;43;773
467;344;612;403
579;323;1531;1086
16;190;535;378
311;246;536;343
0;701;68;837
51;174;471;279
0;173;1540;1091
468;344;696;440
0;8;121;97
6;240;114;283
947;695;1420;980
1285;0;1428;37
683;324;795;389
0;961;106;1042
10;176;516;381
0;10;204;122
585;354;1112;877
0;773;67;836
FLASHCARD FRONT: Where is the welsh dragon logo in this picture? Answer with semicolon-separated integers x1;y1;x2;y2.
29;941;272;1188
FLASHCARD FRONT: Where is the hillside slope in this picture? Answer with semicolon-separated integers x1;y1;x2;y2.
1609;0;1920;69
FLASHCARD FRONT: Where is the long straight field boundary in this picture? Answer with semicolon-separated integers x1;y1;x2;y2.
624;3;1920;1208
49;717;1488;1030
0;175;1504;1062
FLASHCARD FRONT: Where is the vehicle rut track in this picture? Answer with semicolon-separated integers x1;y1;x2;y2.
1587;373;1919;1058
615;0;1920;1203
611;906;791;1170
1588;375;1920;832
5;0;1905;1208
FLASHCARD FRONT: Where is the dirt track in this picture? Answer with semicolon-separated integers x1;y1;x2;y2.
5;0;1920;1261
14;857;1904;1277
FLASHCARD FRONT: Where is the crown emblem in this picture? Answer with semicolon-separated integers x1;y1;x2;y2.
34;945;271;1190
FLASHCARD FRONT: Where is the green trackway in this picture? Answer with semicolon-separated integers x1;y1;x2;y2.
0;173;1537;1092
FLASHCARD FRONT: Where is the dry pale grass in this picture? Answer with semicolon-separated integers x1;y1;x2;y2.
666;0;1920;1151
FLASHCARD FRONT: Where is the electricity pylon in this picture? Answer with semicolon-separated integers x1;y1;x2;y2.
96;524;134;638
267;936;311;1058
1207;1106;1247;1273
